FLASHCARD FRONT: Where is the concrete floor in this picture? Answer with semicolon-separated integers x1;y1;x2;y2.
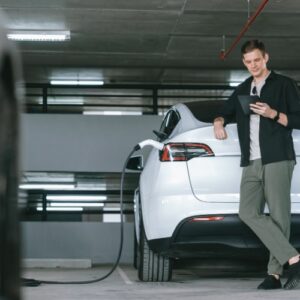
22;260;300;300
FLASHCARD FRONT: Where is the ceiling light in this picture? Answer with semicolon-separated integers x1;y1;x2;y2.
46;195;107;201
7;30;70;42
50;203;104;207
50;80;104;86
36;207;83;212
229;82;241;87
19;183;75;190
47;97;84;105
83;111;142;116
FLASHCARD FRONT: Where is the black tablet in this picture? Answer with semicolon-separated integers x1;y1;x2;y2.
238;95;260;115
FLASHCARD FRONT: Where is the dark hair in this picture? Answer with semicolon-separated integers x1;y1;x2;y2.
241;40;266;56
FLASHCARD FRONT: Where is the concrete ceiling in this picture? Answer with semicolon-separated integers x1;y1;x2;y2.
1;0;300;85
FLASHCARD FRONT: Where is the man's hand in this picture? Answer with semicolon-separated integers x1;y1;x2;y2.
249;102;276;118
213;117;227;140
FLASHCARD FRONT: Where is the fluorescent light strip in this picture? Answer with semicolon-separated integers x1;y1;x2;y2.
47;195;107;201
47;98;84;105
83;111;142;116
37;207;83;212
7;31;70;42
19;184;75;190
229;82;241;87
50;80;104;86
50;203;104;207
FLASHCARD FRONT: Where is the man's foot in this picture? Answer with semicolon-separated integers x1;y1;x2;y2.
284;260;300;290
257;275;282;290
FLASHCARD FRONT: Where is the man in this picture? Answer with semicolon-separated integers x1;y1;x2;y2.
213;40;300;290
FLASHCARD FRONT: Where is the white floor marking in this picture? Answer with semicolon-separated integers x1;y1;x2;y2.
117;266;133;285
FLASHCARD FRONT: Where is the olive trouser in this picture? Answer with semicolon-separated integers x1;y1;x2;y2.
239;159;298;275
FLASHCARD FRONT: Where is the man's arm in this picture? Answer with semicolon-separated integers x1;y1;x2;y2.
213;117;228;140
213;88;238;140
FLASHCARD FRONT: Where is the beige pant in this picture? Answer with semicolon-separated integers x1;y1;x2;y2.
239;159;298;275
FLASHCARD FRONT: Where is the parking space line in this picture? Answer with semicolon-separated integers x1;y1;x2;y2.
117;266;133;285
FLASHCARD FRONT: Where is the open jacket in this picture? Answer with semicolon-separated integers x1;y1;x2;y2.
220;71;300;167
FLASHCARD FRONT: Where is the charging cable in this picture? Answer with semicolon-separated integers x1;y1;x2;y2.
22;139;164;286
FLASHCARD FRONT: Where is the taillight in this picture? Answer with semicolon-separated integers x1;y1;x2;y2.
160;143;214;162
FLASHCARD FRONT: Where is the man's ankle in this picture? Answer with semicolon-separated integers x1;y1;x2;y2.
288;255;300;265
270;274;280;280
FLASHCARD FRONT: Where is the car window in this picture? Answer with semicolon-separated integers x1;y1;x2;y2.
184;100;226;123
159;109;180;138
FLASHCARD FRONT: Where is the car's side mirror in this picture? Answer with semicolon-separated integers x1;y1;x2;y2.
126;155;143;171
153;130;168;141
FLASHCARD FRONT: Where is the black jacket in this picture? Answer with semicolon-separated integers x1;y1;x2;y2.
220;71;300;167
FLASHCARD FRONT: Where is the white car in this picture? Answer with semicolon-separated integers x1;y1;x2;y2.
129;100;300;282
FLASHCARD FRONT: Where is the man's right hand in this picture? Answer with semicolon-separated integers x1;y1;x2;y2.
213;117;227;140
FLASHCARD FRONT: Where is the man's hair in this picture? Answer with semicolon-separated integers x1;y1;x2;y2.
241;40;266;57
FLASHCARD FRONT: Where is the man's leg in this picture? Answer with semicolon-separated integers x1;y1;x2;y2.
239;160;280;289
264;160;295;276
239;160;297;265
239;160;298;289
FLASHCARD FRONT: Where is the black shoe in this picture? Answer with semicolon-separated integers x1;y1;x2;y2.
257;275;282;290
284;260;300;290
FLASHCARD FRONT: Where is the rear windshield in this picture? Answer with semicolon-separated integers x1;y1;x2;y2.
184;100;225;123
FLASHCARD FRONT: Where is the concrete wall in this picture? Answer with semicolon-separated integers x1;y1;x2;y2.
21;114;162;172
21;222;134;264
20;114;162;264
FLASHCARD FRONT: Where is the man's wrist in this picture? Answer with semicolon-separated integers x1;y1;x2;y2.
213;117;224;126
269;109;276;119
272;110;280;122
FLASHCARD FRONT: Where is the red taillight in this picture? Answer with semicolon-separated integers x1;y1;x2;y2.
190;216;224;222
160;143;214;162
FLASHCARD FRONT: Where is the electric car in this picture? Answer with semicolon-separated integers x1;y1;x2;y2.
129;100;300;282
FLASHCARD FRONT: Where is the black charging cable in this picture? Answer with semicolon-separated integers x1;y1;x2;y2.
22;146;138;286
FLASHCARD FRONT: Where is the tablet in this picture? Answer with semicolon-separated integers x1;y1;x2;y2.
238;95;260;115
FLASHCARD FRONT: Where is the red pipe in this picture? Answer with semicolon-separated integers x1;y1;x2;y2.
219;0;270;60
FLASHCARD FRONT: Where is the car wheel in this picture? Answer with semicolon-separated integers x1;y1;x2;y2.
138;223;172;282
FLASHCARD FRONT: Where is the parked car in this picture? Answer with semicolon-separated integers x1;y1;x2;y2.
128;100;300;282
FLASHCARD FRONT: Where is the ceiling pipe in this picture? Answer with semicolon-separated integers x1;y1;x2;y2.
219;0;270;60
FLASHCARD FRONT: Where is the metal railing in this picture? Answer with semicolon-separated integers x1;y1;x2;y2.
24;83;235;115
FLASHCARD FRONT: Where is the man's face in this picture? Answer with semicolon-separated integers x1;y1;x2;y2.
242;49;269;79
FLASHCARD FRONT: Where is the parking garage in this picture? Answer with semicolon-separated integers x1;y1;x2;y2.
1;1;300;299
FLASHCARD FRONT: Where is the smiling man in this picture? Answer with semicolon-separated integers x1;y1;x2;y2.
213;40;300;290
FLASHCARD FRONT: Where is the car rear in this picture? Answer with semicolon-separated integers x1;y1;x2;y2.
142;101;300;260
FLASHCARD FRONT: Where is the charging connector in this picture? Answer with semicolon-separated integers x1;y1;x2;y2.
135;139;164;151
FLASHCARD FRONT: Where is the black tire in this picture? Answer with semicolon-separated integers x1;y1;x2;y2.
138;223;172;282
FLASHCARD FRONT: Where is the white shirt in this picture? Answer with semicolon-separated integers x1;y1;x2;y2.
249;73;270;160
